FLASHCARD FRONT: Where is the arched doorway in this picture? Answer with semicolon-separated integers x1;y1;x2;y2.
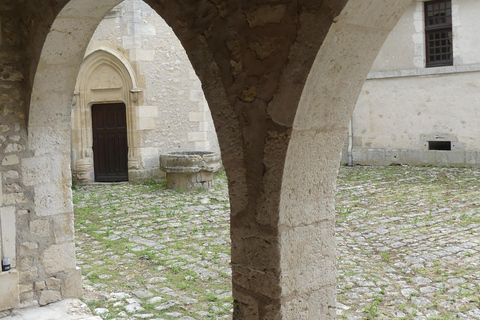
72;48;141;184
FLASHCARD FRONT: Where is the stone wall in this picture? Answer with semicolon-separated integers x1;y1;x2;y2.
71;0;220;183
343;0;480;167
1;1;29;311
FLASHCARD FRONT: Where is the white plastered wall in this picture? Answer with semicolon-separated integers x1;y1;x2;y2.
347;0;480;166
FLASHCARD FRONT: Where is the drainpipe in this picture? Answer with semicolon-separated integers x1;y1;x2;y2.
347;117;353;166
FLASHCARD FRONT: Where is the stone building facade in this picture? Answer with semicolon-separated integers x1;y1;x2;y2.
2;0;419;318
343;0;480;166
72;0;219;184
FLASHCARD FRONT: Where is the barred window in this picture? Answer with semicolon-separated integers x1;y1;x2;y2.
425;0;453;67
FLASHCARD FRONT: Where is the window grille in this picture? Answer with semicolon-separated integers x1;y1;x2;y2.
425;0;453;67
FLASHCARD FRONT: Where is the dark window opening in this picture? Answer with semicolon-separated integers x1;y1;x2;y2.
428;141;451;151
425;0;453;67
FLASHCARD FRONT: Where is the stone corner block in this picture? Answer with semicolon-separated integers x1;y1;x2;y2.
63;267;83;298
0;270;20;311
39;290;62;306
40;243;76;276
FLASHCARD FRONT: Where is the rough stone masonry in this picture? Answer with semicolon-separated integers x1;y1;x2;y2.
0;0;413;318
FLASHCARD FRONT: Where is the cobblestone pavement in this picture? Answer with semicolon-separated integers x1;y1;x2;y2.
74;167;480;319
336;166;480;320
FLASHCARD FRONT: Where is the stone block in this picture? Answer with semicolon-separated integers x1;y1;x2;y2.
231;231;279;272
30;219;51;237
18;267;38;283
122;35;141;49
435;151;449;165
28;126;69;156
188;112;205;122
402;150;421;165
138;118;156;130
385;149;401;164
187;132;207;142
0;270;19;311
19;283;33;294
231;264;281;299
422;150;437;164
40;243;76;276
351;147;366;163
2;192;25;205
17;257;34;272
447;151;465;165
35;281;46;291
2;155;19;166
366;148;386;165
39;290;61;306
19;294;36;306
281;287;336;319
0;172;3;207
465;151;476;165
22;156;62;186
34;182;72;217
282;295;308;320
4;170;19;181
133;23;156;36
46;277;63;290
195;141;209;152
232;288;259;319
307;286;336;319
63;267;83;298
280;221;336;297
130;48;155;61
1;206;16;265
138;105;158;118
189;90;204;102
20;242;38;256
53;212;74;243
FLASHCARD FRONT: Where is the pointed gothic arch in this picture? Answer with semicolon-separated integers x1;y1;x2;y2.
72;47;142;184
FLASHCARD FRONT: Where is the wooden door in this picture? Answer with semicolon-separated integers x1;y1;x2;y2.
92;103;128;182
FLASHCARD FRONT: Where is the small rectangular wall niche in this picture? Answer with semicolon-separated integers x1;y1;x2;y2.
428;141;451;151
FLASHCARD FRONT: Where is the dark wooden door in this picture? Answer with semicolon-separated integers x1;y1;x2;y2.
92;103;128;182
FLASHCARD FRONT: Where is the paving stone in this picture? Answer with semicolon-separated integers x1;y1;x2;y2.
154;301;179;311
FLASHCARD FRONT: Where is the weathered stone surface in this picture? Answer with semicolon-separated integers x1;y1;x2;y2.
0;271;19;311
46;277;63;290
53;212;74;243
34;182;73;217
0;206;16;266
40;243;76;276
30;219;51;237
39;290;62;306
20;242;38;255
35;281;47;291
63;267;83;298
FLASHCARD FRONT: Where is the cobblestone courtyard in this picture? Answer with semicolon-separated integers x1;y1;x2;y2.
74;166;480;319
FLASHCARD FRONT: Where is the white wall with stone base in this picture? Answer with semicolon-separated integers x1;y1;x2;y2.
342;0;480;167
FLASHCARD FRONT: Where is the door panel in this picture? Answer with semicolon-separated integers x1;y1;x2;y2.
92;103;128;182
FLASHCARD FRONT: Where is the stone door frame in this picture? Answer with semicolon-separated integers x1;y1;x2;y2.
72;47;142;184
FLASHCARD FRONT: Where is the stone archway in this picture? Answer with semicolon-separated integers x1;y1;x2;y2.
2;0;415;317
72;48;142;184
